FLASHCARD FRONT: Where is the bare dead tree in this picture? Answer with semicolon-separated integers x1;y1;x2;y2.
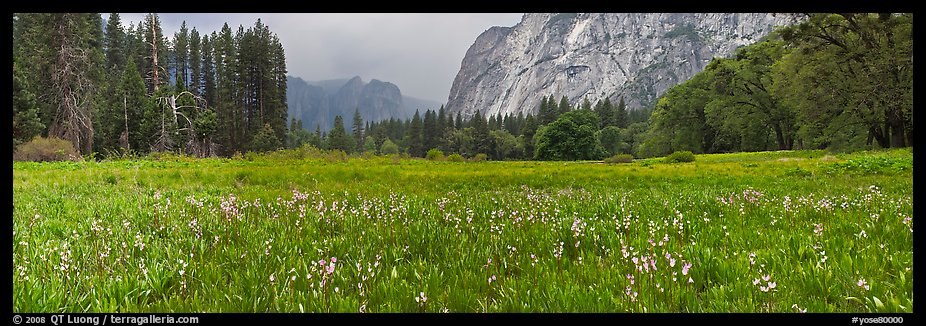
47;14;96;154
154;91;216;157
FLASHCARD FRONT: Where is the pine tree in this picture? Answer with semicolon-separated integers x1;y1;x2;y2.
173;21;190;90
189;28;201;96
423;109;438;151
437;105;447;133
558;96;571;116
352;108;364;152
13;58;44;150
471;110;491;155
595;99;613;128
104;13;126;72
406;110;424;157
614;96;628;128
455;112;464;130
327;115;353;152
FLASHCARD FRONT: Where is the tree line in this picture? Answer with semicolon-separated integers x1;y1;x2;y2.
12;13;288;157
286;95;651;161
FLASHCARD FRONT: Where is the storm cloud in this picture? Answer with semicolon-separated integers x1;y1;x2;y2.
114;13;524;103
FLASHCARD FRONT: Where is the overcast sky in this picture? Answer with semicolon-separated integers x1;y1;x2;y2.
113;13;524;103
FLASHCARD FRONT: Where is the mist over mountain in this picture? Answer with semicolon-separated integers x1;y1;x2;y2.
287;75;442;132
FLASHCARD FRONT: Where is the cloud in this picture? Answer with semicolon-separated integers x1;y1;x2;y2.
112;13;523;103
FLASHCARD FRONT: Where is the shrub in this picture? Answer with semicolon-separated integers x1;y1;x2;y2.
664;150;696;163
470;153;488;162
604;153;634;164
380;139;399;155
13;136;79;162
327;150;348;163
426;148;445;161
447;153;465;162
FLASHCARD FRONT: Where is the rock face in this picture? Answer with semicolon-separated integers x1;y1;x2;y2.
287;76;441;131
446;13;799;118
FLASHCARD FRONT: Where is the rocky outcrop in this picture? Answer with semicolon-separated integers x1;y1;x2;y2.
446;13;800;118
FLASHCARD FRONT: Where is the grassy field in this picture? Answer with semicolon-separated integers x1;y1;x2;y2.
12;148;913;312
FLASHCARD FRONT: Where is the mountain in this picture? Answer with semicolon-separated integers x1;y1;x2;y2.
446;13;800;118
287;76;442;132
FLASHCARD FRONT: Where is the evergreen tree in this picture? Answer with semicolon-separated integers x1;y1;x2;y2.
614;96;628;128
172;21;189;89
558;96;572;116
327;115;353;152
437;105;447;133
104;13;126;72
352;108;364;152
188;28;201;96
423;109;439;151
470;110;491;155
13;58;44;150
405;110;424;157
455;112;464;130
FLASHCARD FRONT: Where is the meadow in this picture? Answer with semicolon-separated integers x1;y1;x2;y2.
12;148;913;312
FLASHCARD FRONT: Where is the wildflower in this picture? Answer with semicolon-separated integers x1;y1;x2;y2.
682;262;692;275
416;292;428;304
791;304;806;313
768;282;776;289
688;277;694;284
269;273;275;283
858;278;869;291
359;304;367;313
753;278;760;285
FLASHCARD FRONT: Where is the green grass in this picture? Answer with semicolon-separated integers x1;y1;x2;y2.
12;148;913;312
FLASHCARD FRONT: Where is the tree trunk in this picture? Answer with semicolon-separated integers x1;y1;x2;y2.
889;117;906;148
773;124;788;150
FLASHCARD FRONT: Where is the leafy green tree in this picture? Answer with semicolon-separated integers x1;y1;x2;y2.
534;109;605;161
598;126;624;156
490;129;522;160
520;114;538;158
380;138;399;155
363;136;376;154
776;13;912;148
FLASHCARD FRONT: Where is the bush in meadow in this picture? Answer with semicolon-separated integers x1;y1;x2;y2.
604;153;634;164
426;148;445;161
664;150;696;163
13;136;79;162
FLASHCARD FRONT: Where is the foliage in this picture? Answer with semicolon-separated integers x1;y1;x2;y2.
664;150;696;163
534;109;606;161
13;136;80;162
380;139;399;155
604;153;634;164
446;153;465;162
425;148;445;161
